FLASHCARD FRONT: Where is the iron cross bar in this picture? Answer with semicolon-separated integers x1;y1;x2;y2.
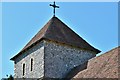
50;1;59;16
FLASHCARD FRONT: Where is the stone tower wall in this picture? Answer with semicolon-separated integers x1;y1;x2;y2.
44;40;96;78
14;40;96;78
14;41;45;78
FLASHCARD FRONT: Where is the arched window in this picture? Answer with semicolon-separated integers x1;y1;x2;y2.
31;58;33;71
23;63;25;76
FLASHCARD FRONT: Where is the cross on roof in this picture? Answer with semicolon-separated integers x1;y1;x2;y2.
50;1;59;17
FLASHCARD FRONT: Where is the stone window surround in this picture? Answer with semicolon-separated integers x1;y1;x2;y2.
23;63;25;76
30;58;33;71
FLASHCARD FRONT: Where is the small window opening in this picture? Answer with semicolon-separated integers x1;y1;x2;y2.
23;63;25;76
31;58;33;71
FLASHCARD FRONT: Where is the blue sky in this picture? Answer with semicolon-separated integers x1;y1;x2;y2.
2;2;118;78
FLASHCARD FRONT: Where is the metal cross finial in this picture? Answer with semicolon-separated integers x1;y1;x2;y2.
50;1;59;17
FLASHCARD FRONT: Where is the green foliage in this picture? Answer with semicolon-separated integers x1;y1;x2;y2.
6;74;14;80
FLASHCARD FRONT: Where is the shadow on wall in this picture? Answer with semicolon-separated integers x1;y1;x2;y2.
65;61;88;79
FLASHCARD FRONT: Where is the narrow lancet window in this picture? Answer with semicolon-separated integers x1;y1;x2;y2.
23;63;25;76
31;58;33;71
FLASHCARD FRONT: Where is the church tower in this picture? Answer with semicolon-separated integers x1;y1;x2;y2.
10;2;100;79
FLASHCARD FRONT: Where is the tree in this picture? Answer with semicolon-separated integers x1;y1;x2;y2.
6;74;14;80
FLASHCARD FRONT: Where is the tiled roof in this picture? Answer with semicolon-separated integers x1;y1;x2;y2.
72;46;119;78
11;16;100;60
